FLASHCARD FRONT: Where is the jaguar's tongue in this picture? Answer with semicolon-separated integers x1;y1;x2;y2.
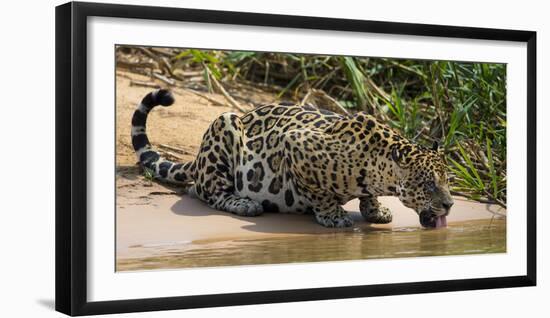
435;215;448;228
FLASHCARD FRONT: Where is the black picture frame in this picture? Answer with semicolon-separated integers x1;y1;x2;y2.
55;1;537;316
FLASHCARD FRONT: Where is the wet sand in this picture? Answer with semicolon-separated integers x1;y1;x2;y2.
117;218;506;271
116;181;506;261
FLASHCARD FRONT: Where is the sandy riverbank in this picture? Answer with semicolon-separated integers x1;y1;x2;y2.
116;175;505;260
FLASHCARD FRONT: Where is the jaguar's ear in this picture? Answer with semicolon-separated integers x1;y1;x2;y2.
432;140;439;151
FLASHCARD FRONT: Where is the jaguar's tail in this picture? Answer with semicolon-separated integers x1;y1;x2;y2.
131;89;195;184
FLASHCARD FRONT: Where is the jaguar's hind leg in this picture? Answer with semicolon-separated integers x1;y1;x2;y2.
192;113;264;217
211;192;263;217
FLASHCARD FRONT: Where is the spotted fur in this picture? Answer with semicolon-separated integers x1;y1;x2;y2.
131;89;454;228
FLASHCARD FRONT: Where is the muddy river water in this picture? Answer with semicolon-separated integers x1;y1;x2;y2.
117;218;505;271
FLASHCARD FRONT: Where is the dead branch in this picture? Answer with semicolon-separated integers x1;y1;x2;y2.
450;190;507;209
116;60;157;70
158;144;195;156
158;149;184;161
300;90;313;106
173;70;204;77
149;47;175;57
139;47;174;76
149;191;179;196
301;89;350;116
204;64;248;113
183;88;226;107
152;73;175;86
130;80;161;88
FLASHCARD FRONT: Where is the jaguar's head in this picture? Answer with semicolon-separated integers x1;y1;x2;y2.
391;141;454;228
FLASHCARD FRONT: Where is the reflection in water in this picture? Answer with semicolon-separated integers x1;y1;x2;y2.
117;219;506;271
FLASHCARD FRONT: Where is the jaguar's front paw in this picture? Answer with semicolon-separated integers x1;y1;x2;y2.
362;206;393;224
315;212;354;228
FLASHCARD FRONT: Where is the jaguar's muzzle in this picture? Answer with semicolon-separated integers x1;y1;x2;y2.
419;209;447;228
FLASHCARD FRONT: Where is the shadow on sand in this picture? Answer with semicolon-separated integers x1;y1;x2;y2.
170;195;381;235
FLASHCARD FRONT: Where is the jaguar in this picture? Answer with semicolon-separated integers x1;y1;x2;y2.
131;89;454;228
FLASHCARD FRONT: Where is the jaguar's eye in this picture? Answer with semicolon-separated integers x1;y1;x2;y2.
424;181;436;192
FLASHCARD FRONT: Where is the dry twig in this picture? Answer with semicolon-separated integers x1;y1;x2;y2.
183;89;226;107
130;80;161;89
301;89;351;116
152;73;175;86
158;149;184;161
116;60;157;70
158;144;195;156
204;64;248;113
450;190;507;209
